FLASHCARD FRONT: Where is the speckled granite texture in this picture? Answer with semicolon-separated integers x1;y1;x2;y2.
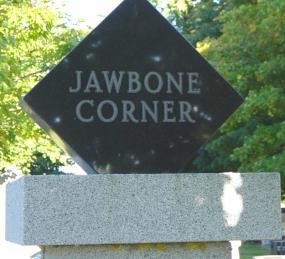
5;173;281;245
41;242;232;259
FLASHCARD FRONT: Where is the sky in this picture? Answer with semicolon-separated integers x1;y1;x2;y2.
57;0;167;28
59;0;124;28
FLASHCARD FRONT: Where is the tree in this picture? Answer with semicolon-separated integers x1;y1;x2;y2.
192;0;285;192
0;0;85;179
27;151;63;175
161;0;224;46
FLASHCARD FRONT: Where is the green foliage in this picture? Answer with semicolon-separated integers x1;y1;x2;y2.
192;0;285;190
0;168;17;185
154;0;285;192
0;0;85;176
164;0;224;46
26;151;63;175
221;0;257;10
239;242;270;259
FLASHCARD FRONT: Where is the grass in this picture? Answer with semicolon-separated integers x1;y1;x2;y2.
240;242;271;259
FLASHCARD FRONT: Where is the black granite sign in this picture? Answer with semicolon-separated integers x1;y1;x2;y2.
20;0;243;174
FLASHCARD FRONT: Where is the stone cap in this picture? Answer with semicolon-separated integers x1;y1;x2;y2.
5;173;282;245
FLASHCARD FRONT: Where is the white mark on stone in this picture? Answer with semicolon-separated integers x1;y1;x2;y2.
195;196;205;206
106;164;111;173
85;52;95;61
54;117;61;123
134;160;140;165
91;40;102;49
199;111;212;121
221;172;243;227
150;54;162;63
193;105;199;112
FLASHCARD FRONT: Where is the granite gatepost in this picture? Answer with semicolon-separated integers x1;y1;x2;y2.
5;173;282;259
7;0;278;258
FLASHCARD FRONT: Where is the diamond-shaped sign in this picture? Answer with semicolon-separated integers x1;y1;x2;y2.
20;0;243;174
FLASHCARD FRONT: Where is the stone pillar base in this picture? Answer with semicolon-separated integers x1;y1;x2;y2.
6;173;281;245
41;242;232;259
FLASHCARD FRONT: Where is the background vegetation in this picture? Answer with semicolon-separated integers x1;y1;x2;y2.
156;0;285;193
0;0;284;193
0;0;85;180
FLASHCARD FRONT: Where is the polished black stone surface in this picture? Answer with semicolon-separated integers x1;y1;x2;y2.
20;0;243;174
